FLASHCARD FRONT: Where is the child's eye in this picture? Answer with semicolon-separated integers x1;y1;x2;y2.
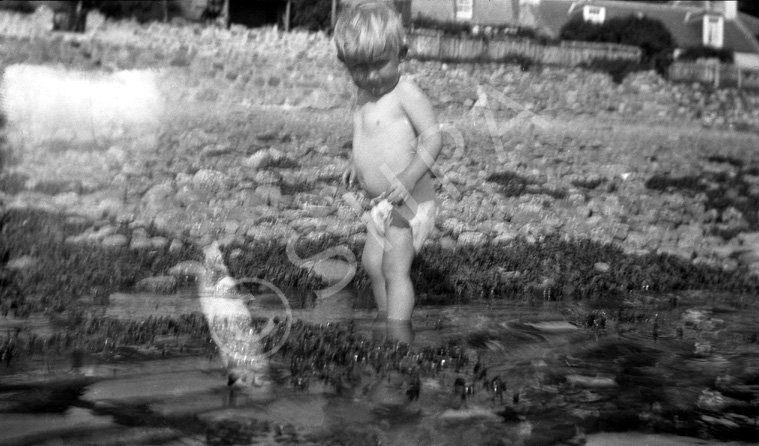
349;63;369;72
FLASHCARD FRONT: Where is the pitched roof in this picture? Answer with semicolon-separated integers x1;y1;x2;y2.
532;0;759;54
741;12;759;35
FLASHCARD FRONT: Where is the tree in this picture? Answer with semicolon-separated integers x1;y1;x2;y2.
89;1;179;23
739;0;759;18
560;15;675;75
289;0;332;32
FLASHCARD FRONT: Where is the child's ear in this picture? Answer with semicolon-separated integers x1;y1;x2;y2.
399;44;408;60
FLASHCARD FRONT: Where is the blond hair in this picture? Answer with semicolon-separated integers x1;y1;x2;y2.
334;1;405;63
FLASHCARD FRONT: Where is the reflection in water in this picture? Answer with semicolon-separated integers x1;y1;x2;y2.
1;288;758;446
381;318;414;344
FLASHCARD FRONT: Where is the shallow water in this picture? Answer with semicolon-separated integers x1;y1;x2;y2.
1;288;758;446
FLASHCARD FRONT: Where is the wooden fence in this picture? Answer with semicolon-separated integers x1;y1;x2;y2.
668;61;759;89
407;30;642;66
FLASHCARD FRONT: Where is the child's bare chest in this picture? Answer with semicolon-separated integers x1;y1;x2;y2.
354;98;413;138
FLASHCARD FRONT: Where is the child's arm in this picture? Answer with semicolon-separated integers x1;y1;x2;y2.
378;80;441;205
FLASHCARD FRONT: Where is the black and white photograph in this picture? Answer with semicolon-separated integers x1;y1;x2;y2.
1;1;759;445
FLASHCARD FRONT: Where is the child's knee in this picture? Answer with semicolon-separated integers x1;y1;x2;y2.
381;237;414;278
362;249;383;277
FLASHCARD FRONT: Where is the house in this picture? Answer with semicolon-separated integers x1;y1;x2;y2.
410;0;520;27
341;0;520;27
522;0;759;68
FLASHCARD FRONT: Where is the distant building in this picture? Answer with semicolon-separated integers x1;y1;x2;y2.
410;0;520;27
339;0;518;27
523;0;759;68
176;0;281;28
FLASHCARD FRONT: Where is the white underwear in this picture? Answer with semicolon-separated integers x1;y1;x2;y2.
369;199;437;253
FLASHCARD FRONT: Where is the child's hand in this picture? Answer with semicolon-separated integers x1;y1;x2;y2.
381;171;415;206
342;163;357;189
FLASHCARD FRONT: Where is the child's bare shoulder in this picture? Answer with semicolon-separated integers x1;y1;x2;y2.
395;76;429;102
394;77;436;125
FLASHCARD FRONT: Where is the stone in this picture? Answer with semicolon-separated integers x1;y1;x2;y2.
737;250;759;266
6;255;37;271
169;239;184;253
299;89;340;110
594;262;610;273
624;231;649;250
192;169;233;193
657;244;693;262
255;185;282;205
288;217;327;232
135;275;178;294
141;183;176;209
240;190;267;207
511;211;541;226
302;259;356;285
254;170;282;184
677;224;704;249
129;236;154;250
217;234;243;248
709;242;742;259
440;218;466;237
150;236;170;250
223;219;240;234
101;234;129;249
611;222;629;241
246;150;271;169
168;261;204;278
439;236;456;250
493;232;517;245
201;144;233;157
52;192;79;208
738;231;759;249
457;231;488;247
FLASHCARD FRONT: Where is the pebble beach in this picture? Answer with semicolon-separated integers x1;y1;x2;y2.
2;8;759;300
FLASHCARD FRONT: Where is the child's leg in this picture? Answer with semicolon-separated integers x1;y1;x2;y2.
362;228;388;317
386;319;413;344
381;213;416;321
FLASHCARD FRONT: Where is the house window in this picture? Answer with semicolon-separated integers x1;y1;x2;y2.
583;5;605;24
703;15;724;48
455;0;473;21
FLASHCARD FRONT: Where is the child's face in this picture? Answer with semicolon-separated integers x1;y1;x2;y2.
343;49;401;97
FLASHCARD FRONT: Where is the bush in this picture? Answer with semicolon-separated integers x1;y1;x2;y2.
290;0;332;32
411;15;471;35
677;45;734;64
560;14;676;76
512;27;557;45
579;57;641;83
91;1;180;23
411;14;554;42
0;1;35;14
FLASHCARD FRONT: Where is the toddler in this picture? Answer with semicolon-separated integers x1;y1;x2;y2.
335;1;442;338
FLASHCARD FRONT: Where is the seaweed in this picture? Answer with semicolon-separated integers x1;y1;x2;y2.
645;159;759;236
487;171;567;199
0;208;203;316
221;231;759;305
3;204;758;323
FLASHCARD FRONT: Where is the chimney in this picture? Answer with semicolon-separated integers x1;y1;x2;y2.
723;1;738;20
